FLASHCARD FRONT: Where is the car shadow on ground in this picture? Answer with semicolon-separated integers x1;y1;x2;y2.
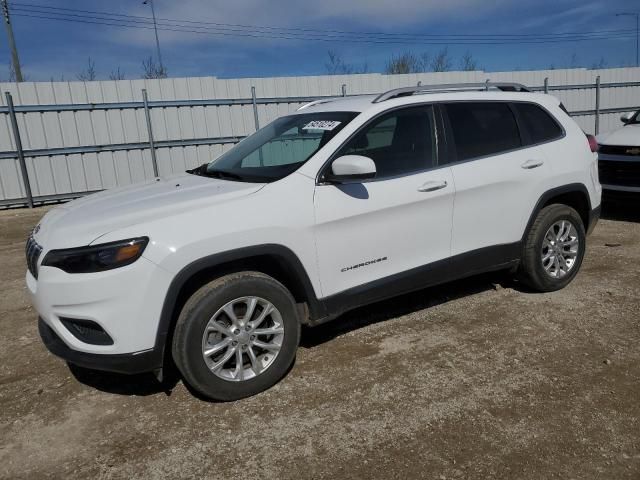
300;271;515;349
601;194;640;223
67;271;516;399
68;362;181;397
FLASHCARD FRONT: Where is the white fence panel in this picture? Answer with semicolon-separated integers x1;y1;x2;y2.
1;66;639;206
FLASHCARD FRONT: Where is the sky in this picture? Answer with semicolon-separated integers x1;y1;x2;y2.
0;0;638;81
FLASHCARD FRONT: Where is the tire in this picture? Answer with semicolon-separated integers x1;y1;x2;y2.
518;204;586;292
172;272;301;401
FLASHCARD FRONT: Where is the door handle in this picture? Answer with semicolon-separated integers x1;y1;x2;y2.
417;180;448;192
521;159;544;169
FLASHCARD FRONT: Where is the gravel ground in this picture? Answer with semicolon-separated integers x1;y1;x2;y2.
0;200;638;480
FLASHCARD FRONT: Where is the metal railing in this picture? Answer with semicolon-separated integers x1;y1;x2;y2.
1;77;639;208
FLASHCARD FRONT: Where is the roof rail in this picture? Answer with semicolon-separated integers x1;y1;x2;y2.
372;82;531;103
297;98;341;110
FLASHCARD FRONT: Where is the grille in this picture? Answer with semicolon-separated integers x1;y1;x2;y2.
59;317;114;345
598;144;640;157
599;160;640;187
25;235;43;279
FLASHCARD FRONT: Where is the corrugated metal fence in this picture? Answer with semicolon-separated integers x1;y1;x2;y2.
1;67;639;208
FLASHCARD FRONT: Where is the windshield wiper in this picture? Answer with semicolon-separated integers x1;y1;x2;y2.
204;169;245;181
186;164;245;181
186;163;208;176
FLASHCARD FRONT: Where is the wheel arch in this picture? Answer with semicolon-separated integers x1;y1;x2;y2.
523;183;592;243
153;244;323;363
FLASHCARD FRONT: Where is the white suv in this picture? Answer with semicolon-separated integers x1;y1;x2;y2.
27;83;602;400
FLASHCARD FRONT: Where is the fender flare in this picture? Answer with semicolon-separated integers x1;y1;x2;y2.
153;244;323;358
521;183;592;243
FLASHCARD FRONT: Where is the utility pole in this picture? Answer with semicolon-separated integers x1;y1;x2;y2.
616;12;639;67
143;0;164;74
1;0;24;82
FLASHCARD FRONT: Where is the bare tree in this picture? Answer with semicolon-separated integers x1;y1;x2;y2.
420;52;432;71
460;51;478;71
325;50;369;75
385;51;423;74
569;52;579;68
325;50;353;75
77;57;97;81
109;67;125;80
430;47;452;72
4;63;29;82
142;56;167;79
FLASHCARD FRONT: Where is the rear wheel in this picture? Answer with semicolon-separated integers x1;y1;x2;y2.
518;204;586;292
172;272;300;401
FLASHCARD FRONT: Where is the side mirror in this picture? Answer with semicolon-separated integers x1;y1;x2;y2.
620;111;635;124
326;155;376;183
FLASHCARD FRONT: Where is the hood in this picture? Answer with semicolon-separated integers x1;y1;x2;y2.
597;123;640;146
33;174;265;249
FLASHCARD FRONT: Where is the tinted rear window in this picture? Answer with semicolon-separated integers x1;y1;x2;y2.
514;103;563;145
445;102;521;161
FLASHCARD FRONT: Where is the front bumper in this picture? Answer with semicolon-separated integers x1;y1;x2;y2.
28;255;172;355
39;318;162;374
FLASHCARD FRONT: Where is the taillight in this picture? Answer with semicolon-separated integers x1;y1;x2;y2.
586;134;598;153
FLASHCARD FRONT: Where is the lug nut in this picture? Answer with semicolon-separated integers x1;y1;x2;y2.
245;325;251;331
250;335;256;341
232;340;238;346
233;329;240;335
241;345;247;351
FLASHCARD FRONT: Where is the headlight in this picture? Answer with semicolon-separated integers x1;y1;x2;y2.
42;237;149;273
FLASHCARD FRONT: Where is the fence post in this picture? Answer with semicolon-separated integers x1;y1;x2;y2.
485;78;490;90
544;77;549;94
251;86;260;131
341;84;347;96
5;92;33;208
595;76;601;135
142;89;159;177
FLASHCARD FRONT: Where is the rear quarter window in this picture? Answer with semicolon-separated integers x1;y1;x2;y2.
513;103;563;145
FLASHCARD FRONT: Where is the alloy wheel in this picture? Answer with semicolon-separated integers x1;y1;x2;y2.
201;296;284;382
541;220;580;279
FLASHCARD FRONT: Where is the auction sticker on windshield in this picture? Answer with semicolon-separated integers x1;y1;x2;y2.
302;120;341;131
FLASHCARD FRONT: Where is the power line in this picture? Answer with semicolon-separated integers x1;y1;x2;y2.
9;10;636;45
8;1;637;43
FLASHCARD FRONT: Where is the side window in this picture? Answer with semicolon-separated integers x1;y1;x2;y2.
514;103;563;145
445;102;521;161
337;106;435;178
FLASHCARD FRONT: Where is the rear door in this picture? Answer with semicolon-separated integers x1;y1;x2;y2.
441;101;556;257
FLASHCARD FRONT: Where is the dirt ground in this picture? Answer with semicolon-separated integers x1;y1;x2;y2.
0;199;638;480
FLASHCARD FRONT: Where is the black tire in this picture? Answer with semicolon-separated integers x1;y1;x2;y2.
172;272;300;401
518;204;586;292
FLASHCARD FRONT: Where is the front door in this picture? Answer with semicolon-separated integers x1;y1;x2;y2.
313;105;455;298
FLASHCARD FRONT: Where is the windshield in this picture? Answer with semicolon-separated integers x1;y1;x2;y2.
199;111;358;182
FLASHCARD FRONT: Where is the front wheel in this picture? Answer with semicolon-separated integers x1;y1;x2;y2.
172;272;301;401
518;204;586;292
